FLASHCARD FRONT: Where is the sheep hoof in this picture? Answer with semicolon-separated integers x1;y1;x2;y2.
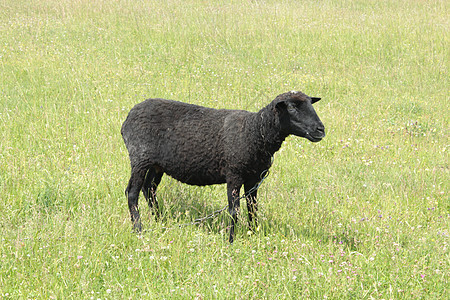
133;223;142;234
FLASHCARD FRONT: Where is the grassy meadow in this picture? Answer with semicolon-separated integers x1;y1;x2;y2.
1;0;448;298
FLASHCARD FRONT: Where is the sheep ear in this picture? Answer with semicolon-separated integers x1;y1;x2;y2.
311;97;321;104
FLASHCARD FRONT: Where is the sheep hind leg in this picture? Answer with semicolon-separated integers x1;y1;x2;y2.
244;181;258;232
227;183;242;244
142;167;163;220
125;166;148;233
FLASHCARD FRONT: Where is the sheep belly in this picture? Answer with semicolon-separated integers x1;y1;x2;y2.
157;136;229;185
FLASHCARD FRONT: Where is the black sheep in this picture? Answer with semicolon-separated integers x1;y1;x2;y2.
121;91;325;243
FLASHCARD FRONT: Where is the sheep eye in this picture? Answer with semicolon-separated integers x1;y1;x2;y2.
287;104;296;111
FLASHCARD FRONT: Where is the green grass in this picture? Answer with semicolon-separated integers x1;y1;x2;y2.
1;0;448;298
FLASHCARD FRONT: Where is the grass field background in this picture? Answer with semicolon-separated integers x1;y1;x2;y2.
1;0;448;298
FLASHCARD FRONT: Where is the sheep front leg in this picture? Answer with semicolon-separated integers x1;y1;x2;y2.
244;181;258;231
227;183;241;244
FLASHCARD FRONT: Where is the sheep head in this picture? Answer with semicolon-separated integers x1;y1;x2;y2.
275;91;325;142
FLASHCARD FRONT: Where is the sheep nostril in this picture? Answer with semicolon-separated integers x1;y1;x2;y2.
316;127;325;137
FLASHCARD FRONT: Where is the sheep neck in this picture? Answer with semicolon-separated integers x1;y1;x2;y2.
255;106;288;156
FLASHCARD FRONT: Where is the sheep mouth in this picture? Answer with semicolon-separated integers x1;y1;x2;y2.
306;132;325;142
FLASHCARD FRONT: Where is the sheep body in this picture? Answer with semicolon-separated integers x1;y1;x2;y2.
122;99;271;186
122;91;325;242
